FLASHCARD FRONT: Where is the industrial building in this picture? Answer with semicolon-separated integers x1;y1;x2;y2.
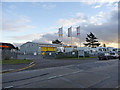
20;42;118;58
0;42;17;60
20;42;65;55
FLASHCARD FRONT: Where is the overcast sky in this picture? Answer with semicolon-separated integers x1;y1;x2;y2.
1;0;119;48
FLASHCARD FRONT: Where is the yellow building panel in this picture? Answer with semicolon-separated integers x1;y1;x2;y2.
48;47;54;51
41;47;47;51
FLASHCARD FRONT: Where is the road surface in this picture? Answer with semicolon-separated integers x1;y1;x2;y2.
2;59;119;88
2;58;97;71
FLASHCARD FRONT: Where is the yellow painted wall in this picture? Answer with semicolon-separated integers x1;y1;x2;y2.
41;47;47;51
41;46;57;52
48;47;54;51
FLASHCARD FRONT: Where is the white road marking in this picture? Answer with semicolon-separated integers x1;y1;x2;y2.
46;70;83;80
3;86;13;89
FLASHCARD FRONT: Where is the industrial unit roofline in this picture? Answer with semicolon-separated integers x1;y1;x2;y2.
39;45;58;47
21;42;68;47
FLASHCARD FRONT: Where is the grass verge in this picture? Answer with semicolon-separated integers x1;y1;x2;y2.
0;59;33;64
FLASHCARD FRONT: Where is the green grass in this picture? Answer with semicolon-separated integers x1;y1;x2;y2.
0;59;33;64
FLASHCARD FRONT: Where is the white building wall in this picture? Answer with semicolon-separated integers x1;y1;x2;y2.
77;47;91;51
64;48;73;52
20;42;41;55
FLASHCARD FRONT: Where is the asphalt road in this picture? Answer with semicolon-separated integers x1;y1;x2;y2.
2;58;97;71
2;63;29;72
2;59;119;88
26;58;98;70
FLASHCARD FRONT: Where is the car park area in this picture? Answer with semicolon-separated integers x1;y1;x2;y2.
98;51;119;60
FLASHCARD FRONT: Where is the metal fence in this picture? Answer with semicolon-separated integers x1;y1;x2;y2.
17;54;43;60
2;50;17;60
44;51;56;59
56;51;78;59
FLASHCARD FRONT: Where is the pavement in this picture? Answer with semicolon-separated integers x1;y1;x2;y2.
2;59;119;88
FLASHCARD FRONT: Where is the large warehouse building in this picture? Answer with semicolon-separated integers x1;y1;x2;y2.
20;42;63;55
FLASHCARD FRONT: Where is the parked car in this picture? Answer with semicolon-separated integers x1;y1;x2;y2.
118;51;120;60
109;52;118;59
98;52;111;60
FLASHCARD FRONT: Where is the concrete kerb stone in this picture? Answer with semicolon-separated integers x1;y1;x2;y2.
1;62;36;74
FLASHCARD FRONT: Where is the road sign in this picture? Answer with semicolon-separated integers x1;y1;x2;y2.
78;50;84;57
49;52;52;55
72;52;75;55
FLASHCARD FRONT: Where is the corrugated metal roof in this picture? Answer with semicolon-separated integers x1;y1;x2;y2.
20;42;68;47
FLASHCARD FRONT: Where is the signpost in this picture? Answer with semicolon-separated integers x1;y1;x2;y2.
72;52;75;55
78;50;84;58
49;52;52;56
68;26;72;47
77;26;81;47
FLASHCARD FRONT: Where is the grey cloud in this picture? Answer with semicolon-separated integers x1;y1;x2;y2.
57;13;88;27
33;9;118;46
